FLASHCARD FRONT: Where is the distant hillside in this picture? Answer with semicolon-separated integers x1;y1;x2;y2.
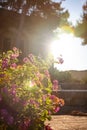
69;70;87;81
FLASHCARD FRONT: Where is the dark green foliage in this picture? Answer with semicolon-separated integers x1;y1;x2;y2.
75;1;87;45
49;67;72;83
0;0;67;18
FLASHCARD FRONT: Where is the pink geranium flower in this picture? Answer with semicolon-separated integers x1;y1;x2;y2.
52;80;58;91
10;63;17;69
23;57;29;63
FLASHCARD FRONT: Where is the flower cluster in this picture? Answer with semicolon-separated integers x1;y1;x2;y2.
0;47;64;130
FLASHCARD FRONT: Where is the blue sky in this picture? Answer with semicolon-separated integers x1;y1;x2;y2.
54;0;86;25
61;0;86;25
52;0;87;71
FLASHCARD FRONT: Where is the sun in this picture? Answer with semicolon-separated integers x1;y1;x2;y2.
50;32;75;60
49;26;80;70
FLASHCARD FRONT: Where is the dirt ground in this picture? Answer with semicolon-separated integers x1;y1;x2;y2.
45;115;87;130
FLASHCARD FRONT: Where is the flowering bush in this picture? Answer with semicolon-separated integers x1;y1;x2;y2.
0;47;64;130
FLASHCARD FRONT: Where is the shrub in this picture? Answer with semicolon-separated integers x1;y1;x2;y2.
0;47;64;130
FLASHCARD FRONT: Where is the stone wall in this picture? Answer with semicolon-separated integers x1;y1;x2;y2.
52;83;87;114
57;91;87;106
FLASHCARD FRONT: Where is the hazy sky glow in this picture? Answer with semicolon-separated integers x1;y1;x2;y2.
51;0;87;71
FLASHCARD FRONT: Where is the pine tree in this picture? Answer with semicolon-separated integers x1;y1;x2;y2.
75;0;87;45
0;0;70;56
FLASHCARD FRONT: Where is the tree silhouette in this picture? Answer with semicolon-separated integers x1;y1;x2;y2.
0;0;67;17
75;1;87;45
0;0;69;57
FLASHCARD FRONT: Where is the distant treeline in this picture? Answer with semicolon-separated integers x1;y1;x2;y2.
49;67;87;84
